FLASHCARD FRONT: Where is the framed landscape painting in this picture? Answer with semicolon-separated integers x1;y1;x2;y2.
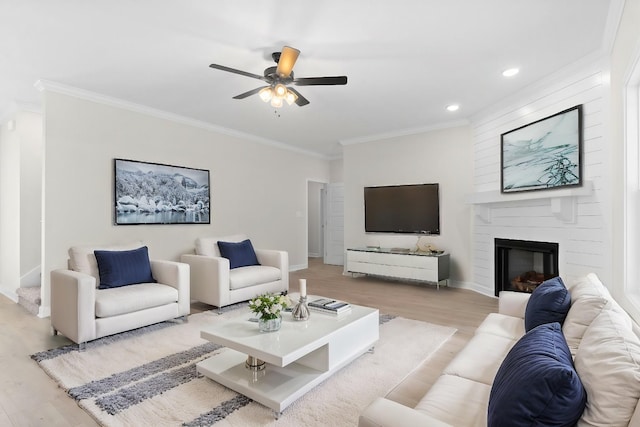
501;105;583;193
114;158;210;225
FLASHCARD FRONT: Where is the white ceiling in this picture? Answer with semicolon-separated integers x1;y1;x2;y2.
0;0;619;157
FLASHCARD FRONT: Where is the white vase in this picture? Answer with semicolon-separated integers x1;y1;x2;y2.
258;315;282;332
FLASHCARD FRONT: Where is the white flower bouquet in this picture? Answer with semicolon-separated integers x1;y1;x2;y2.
248;293;291;320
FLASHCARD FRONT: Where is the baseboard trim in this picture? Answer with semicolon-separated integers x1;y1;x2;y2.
289;263;307;272
0;287;18;303
449;280;495;298
38;305;51;318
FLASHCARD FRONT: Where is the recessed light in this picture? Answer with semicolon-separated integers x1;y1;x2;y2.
446;104;460;112
502;68;520;77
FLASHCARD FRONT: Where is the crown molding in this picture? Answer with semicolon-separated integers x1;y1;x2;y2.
339;119;470;146
34;80;331;160
602;0;626;54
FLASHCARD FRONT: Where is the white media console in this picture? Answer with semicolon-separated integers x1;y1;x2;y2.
346;247;450;289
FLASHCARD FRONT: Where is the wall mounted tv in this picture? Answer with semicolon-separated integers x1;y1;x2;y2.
364;183;440;235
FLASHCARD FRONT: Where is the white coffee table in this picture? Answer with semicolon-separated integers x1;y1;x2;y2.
197;299;379;418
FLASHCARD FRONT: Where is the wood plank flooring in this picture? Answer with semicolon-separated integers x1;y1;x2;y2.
0;258;497;426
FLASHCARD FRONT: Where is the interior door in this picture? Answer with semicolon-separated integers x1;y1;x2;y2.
324;183;344;265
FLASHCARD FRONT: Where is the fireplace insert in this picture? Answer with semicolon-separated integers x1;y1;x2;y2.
494;238;559;296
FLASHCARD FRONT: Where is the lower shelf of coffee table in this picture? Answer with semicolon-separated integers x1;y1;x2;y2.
196;344;371;414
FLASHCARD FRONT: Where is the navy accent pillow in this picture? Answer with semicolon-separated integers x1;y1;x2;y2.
524;276;571;332
217;239;260;269
488;322;586;427
94;246;156;289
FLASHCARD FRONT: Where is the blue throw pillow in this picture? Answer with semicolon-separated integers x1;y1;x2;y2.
217;239;260;269
94;246;156;289
524;276;571;332
488;322;586;427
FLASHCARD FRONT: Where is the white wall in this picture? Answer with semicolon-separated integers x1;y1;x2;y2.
469;62;610;296
0;111;43;301
343;125;474;286
308;181;323;257
330;158;344;183
19;111;43;287
0;117;21;300
41;90;330;312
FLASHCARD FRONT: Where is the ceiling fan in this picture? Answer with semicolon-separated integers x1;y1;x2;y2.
209;46;347;107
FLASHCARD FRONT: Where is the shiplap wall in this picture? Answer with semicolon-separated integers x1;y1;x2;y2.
470;62;611;296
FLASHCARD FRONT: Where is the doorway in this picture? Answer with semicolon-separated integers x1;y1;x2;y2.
307;181;344;266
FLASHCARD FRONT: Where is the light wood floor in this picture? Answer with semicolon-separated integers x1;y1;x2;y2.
0;258;497;426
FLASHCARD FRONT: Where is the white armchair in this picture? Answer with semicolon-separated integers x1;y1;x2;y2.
51;243;190;348
181;234;289;310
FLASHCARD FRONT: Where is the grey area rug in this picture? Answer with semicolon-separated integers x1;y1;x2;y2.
32;308;456;427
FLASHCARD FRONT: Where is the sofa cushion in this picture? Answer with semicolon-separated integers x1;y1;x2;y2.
488;322;586;427
229;265;282;290
195;234;247;257
563;295;609;356
69;241;144;284
95;283;178;318
524;276;571;331
567;272;612;299
567;273;632;324
217;239;260;269
562;274;632;356
475;312;526;341
416;374;492;427
574;309;640;427
94;246;156;289
443;331;517;385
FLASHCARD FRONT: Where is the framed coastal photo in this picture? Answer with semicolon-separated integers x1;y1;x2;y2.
501;105;583;193
114;158;210;225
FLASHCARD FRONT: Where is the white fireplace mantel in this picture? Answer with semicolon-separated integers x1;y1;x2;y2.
465;181;594;223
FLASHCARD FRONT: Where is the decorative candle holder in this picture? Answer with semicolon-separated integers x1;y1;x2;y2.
292;295;310;321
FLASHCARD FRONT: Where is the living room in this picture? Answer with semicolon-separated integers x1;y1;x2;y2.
3;1;634;314
2;0;640;425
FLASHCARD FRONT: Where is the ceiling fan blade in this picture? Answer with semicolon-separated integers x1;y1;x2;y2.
287;87;310;106
293;76;348;86
276;46;300;78
209;64;266;81
232;86;268;99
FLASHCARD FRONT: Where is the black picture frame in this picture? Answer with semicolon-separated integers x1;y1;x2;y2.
501;105;583;193
114;158;210;225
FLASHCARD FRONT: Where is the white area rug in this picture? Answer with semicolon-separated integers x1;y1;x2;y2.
33;310;456;426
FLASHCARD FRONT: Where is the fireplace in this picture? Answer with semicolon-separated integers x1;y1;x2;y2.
494;239;559;296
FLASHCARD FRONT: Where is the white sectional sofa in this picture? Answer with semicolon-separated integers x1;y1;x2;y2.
359;273;640;427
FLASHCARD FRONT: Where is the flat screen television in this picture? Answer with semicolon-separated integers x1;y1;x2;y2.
364;183;440;235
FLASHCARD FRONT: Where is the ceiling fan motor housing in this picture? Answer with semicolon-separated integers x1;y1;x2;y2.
263;66;293;84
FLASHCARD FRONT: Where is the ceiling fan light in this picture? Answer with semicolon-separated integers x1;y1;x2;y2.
258;87;273;102
276;46;301;77
285;90;298;105
270;97;283;108
274;84;288;98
